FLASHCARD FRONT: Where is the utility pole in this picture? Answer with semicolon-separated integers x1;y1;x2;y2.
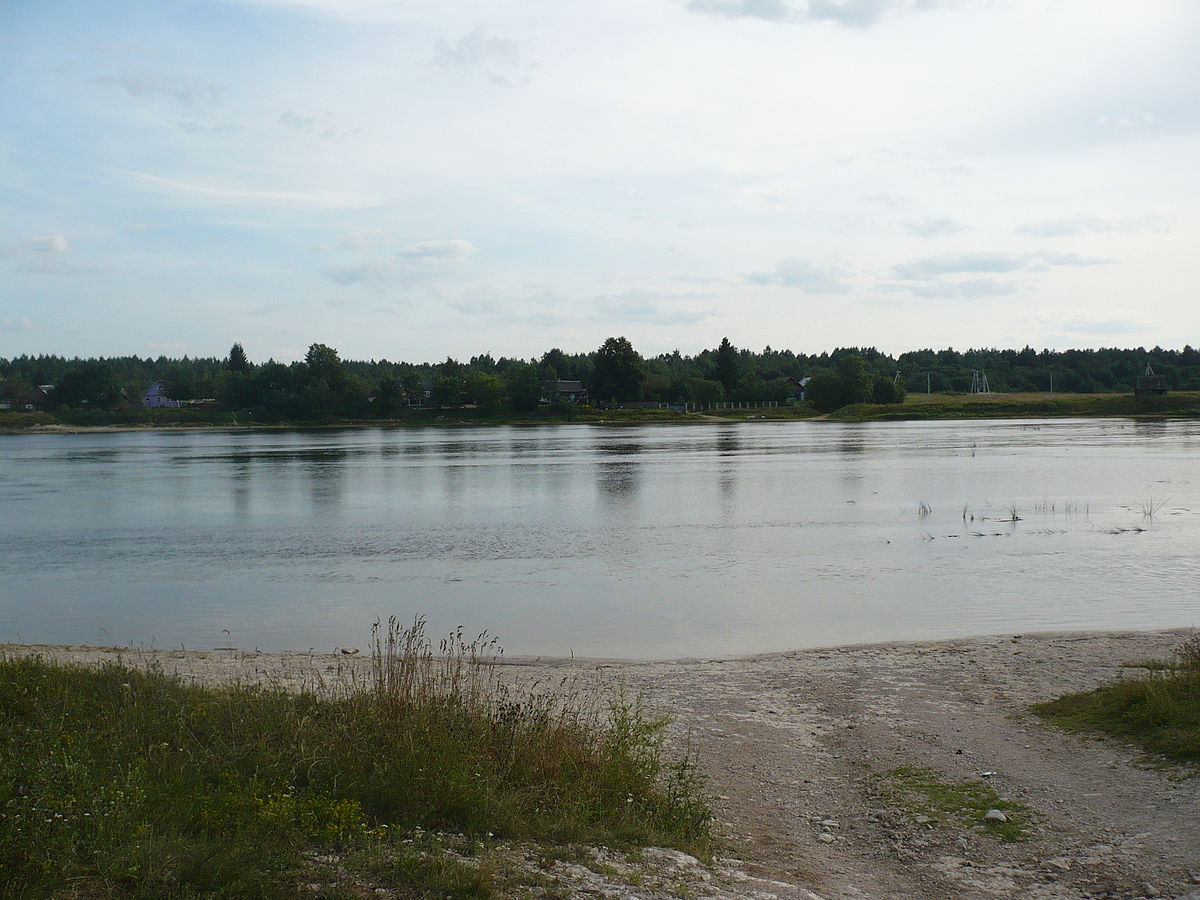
926;372;931;394
1049;370;1053;394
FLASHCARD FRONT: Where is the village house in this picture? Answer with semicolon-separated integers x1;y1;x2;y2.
550;379;588;403
142;381;181;409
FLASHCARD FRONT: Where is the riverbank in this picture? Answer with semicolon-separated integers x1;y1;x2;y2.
6;628;1197;899
4;392;1199;434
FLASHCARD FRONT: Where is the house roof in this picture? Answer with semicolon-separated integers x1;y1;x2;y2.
556;380;585;392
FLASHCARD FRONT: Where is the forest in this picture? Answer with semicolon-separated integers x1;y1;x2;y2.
2;338;1199;421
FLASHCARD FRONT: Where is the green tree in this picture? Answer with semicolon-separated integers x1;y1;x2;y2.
227;342;250;373
52;362;123;409
430;358;468;407
466;372;506;411
304;343;344;387
837;354;874;405
872;375;907;404
805;373;845;413
162;365;197;401
592;336;645;400
715;337;739;398
505;363;544;412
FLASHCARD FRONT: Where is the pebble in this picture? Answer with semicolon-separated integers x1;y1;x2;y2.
983;809;1008;823
819;819;840;829
1142;885;1160;898
913;815;933;825
818;833;836;844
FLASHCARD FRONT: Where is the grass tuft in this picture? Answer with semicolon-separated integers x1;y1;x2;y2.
877;766;1033;841
1033;634;1200;764
0;618;711;897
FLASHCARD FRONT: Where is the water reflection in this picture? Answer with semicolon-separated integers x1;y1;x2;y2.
231;460;252;516
716;427;739;500
596;438;642;501
307;455;346;508
597;462;640;500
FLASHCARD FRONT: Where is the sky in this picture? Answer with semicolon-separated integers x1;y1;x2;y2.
2;0;1198;364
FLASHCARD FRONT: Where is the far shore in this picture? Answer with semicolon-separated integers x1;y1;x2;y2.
4;390;1200;435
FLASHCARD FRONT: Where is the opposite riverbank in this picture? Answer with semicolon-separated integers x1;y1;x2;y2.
5;628;1198;900
4;391;1200;434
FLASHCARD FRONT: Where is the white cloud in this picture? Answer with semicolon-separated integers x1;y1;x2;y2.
1;316;34;331
91;73;223;107
903;278;1018;300
592;289;711;326
398;240;476;263
747;258;851;293
322;259;400;290
1018;214;1170;237
25;234;69;253
892;252;1026;279
120;170;379;209
685;0;971;28
432;27;518;69
1035;307;1155;337
902;217;966;238
1031;250;1110;268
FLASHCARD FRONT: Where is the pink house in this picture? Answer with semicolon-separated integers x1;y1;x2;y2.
142;381;181;409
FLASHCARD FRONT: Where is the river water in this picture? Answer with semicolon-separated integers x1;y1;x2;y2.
2;420;1198;658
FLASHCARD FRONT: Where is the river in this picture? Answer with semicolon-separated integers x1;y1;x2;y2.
2;419;1197;658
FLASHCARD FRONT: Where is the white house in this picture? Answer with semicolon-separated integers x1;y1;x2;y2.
142;381;181;409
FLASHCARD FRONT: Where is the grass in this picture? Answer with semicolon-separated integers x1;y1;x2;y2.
876;766;1033;841
1033;634;1200;765
831;391;1200;421
0;618;712;898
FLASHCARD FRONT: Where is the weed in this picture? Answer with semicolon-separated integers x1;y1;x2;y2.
876;766;1033;841
0;621;712;898
1141;491;1170;522
1034;634;1200;764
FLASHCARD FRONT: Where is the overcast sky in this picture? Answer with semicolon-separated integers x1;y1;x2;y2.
2;0;1198;363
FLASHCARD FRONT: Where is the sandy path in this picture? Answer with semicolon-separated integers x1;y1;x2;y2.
5;628;1198;900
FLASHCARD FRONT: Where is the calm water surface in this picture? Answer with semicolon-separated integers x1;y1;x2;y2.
2;420;1198;658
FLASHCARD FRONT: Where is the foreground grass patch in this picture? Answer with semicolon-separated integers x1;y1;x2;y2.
876;767;1033;841
0;620;711;898
1034;635;1200;765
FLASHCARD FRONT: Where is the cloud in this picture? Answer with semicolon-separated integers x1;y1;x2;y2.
317;229;380;252
891;250;1108;281
277;110;356;140
25;234;69;253
120;170;379;208
433;27;518;68
1018;214;1170;238
1035;308;1154;337
398;240;476;263
322;259;400;290
903;278;1018;300
91;72;223;107
902;217;966;238
892;252;1025;279
1;316;34;331
747;257;851;293
1030;250;1109;268
431;27;528;86
685;0;968;28
592;290;711;326
322;239;475;290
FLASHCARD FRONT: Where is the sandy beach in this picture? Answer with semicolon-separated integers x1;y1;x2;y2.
5;628;1198;900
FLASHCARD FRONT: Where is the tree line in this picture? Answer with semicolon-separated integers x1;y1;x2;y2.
3;339;1198;419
